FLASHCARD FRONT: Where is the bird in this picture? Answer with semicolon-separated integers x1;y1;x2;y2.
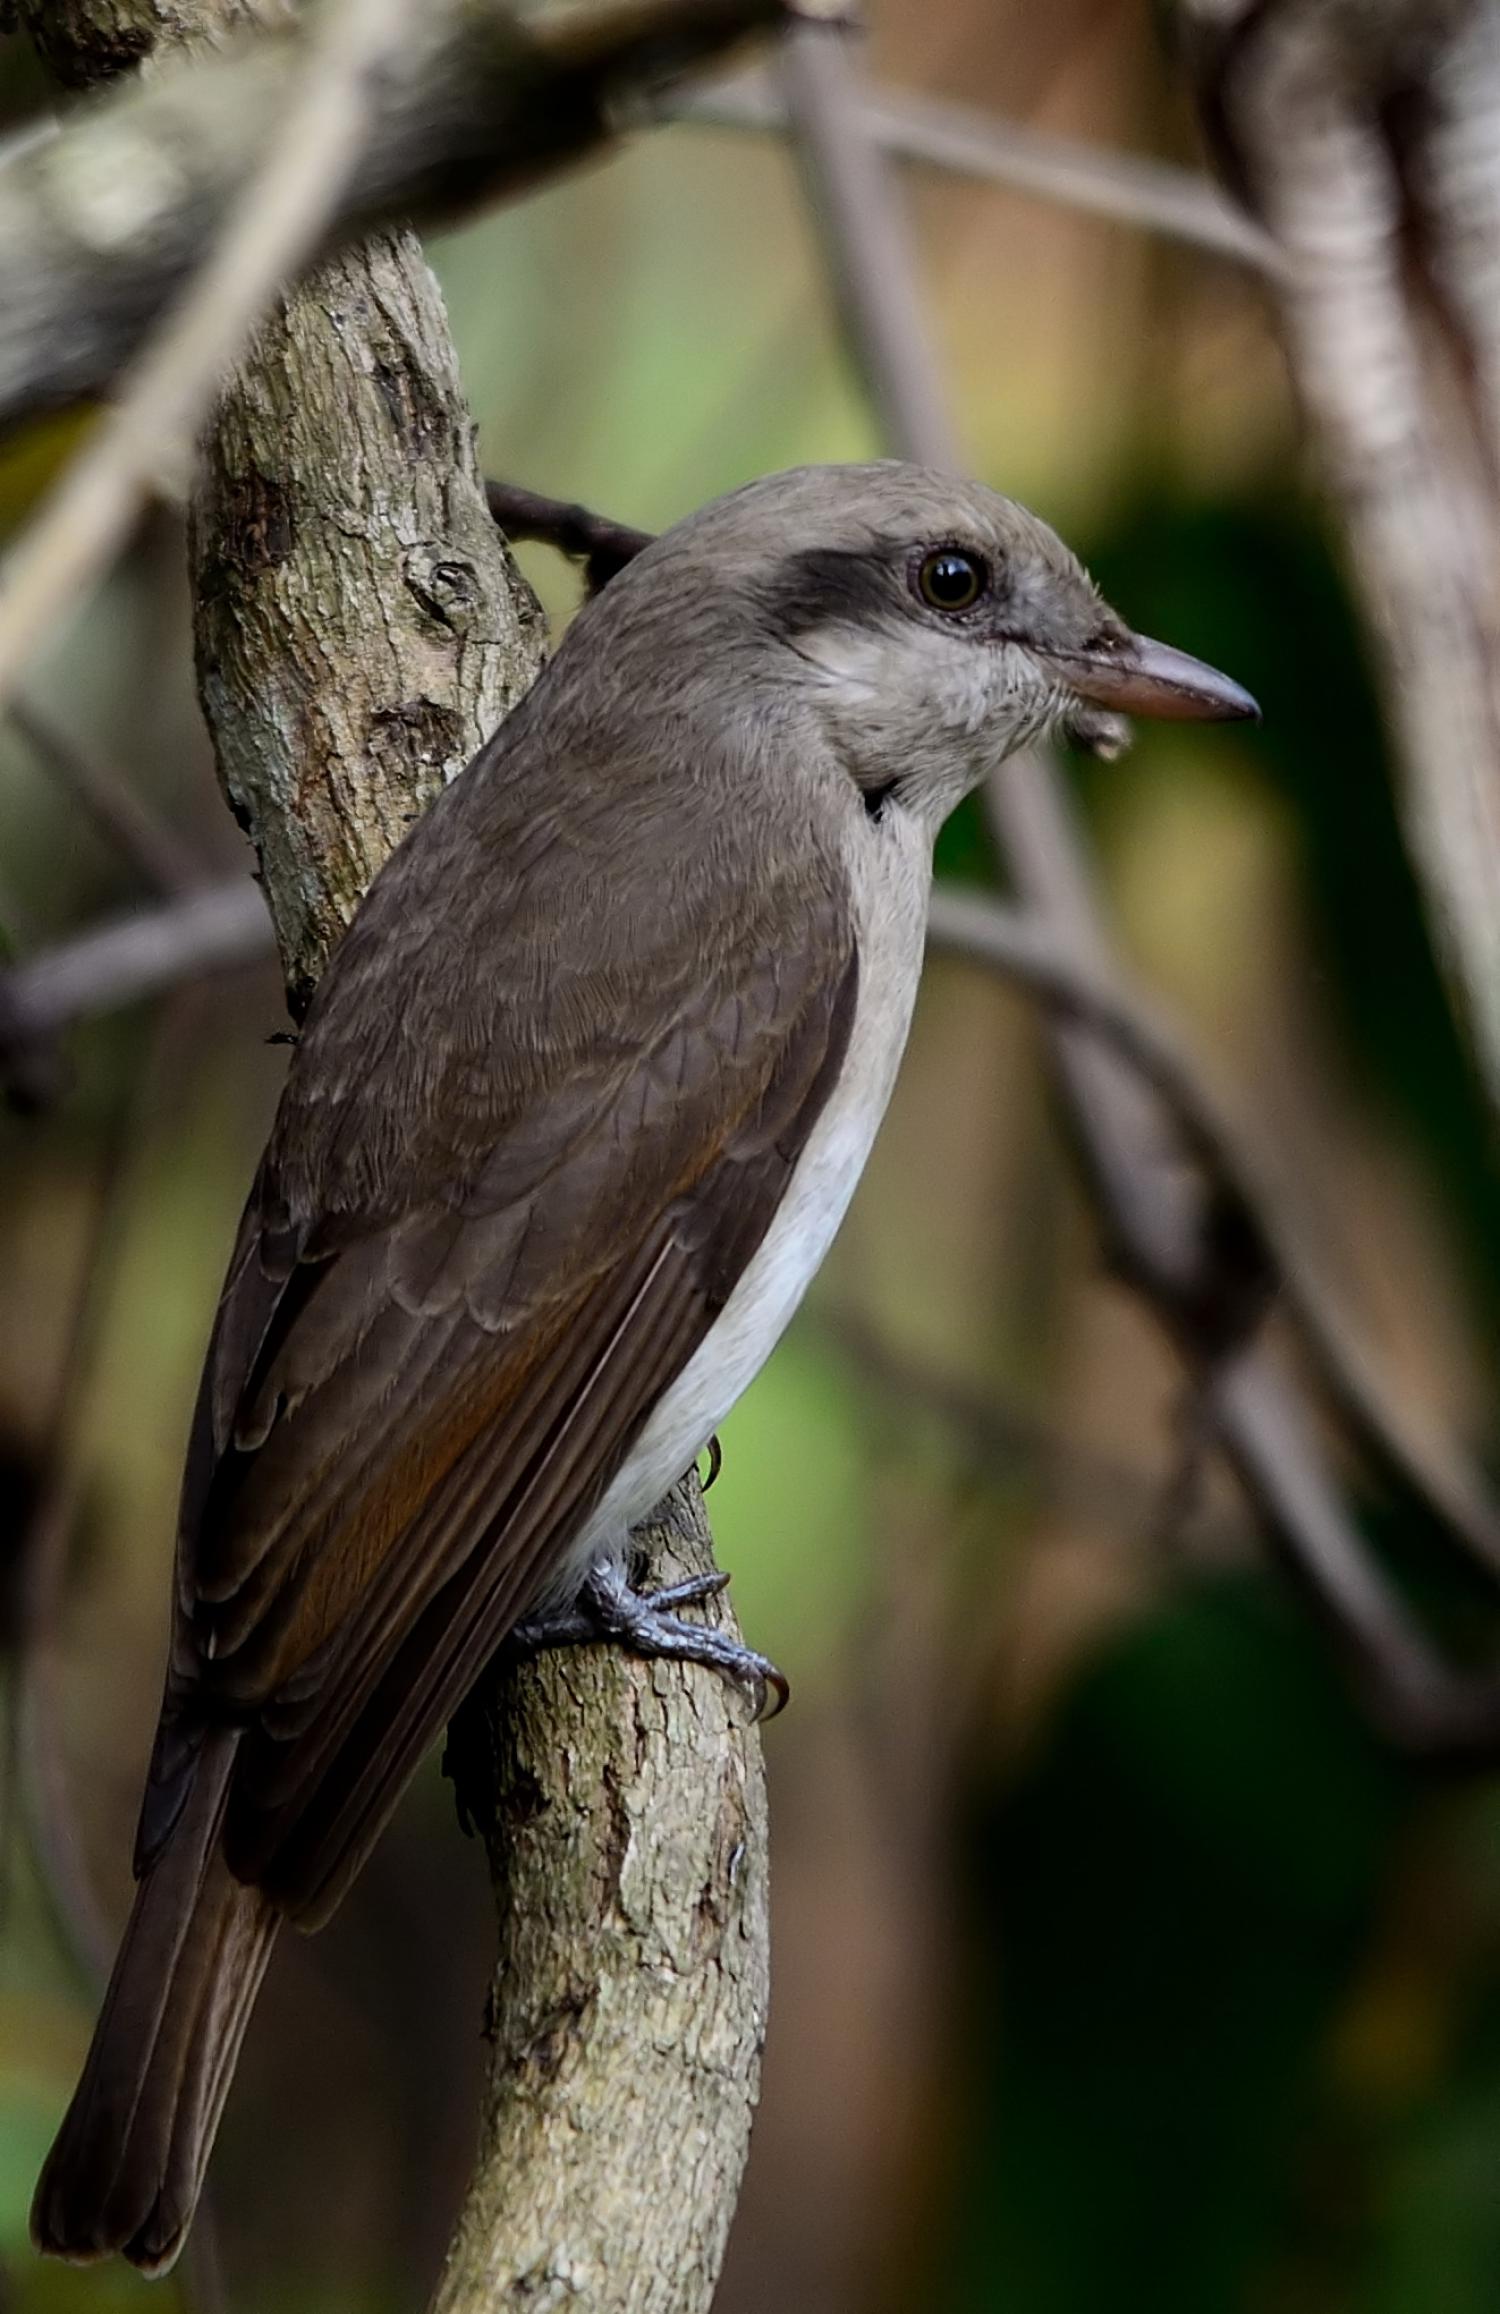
32;461;1257;2272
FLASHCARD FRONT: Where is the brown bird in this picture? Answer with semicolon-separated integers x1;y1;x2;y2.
32;462;1256;2271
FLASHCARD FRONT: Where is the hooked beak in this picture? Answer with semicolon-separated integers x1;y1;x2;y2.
1034;632;1260;724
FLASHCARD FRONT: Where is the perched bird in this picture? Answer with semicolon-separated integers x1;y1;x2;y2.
33;462;1256;2271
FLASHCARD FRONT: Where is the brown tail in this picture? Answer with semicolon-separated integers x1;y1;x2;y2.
31;1731;278;2275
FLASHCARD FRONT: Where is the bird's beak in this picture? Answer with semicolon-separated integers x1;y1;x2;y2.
1034;633;1260;724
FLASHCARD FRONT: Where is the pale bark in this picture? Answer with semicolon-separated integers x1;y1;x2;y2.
434;1495;770;2314
25;5;772;2306
188;222;549;1005
0;0;792;431
1180;0;1500;1109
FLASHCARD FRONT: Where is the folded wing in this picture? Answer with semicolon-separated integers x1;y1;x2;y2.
141;839;856;1928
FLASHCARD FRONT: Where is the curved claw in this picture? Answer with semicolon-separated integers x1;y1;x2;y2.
754;1664;791;1722
507;1558;789;1721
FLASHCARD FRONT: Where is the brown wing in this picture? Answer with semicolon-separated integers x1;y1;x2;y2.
140;790;856;1930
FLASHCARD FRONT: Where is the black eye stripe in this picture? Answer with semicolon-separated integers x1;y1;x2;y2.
914;547;988;614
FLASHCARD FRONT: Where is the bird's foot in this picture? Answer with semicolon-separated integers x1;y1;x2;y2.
509;1557;788;1720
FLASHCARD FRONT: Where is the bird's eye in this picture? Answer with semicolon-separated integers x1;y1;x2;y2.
915;548;988;614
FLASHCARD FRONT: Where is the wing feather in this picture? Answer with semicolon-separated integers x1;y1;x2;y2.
138;817;858;1927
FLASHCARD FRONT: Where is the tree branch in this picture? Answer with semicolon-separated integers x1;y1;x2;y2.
926;888;1500;1594
675;66;1278;270
0;0;415;715
0;880;271;1054
23;4;774;2304
5;697;205;896
1178;0;1500;1112
432;1510;770;2314
0;0;801;722
485;480;656;595
0;0;797;431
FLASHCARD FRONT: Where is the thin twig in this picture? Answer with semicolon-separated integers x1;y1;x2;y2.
675;67;1278;271
0;0;413;719
0;0;798;433
484;481;653;593
780;20;961;466
6;699;204;896
0;880;272;1054
817;1302;1253;1548
928;887;1500;1587
12;993;231;2314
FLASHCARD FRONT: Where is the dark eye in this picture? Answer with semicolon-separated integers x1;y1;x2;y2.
915;547;988;614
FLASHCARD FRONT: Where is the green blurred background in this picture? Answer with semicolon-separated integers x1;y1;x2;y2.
2;5;1500;2312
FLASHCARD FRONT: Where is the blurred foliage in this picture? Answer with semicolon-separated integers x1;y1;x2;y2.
1080;494;1500;1333
946;1580;1413;2314
1;5;1499;2314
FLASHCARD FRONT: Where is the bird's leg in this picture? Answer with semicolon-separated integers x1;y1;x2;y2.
508;1556;789;1720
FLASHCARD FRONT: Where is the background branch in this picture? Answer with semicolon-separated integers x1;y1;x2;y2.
676;66;1277;268
0;0;414;714
5;699;206;895
1178;0;1500;1111
776;10;1500;1761
0;0;796;433
0;881;271;1058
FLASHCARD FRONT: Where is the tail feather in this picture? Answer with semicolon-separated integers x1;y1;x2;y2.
31;1733;278;2276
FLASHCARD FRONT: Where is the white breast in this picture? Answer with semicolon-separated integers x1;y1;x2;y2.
570;804;933;1576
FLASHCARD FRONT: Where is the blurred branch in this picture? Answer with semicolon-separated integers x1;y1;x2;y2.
0;881;271;1054
779;10;1500;1764
6;700;204;895
927;889;1500;1591
12;993;230;2314
0;0;797;433
677;67;1278;270
780;17;961;468
14;1084;141;1998
0;0;431;719
1178;0;1500;1111
817;1302;1253;1549
22;3;772;2303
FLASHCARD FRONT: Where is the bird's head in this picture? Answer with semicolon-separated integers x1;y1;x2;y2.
608;462;1258;830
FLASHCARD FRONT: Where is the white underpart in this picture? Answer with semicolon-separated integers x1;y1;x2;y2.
559;798;934;1591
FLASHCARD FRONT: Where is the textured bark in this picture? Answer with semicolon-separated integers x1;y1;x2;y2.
1180;0;1500;1109
27;4;772;2304
190;224;549;1007
0;0;794;430
435;1489;770;2314
15;0;273;85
